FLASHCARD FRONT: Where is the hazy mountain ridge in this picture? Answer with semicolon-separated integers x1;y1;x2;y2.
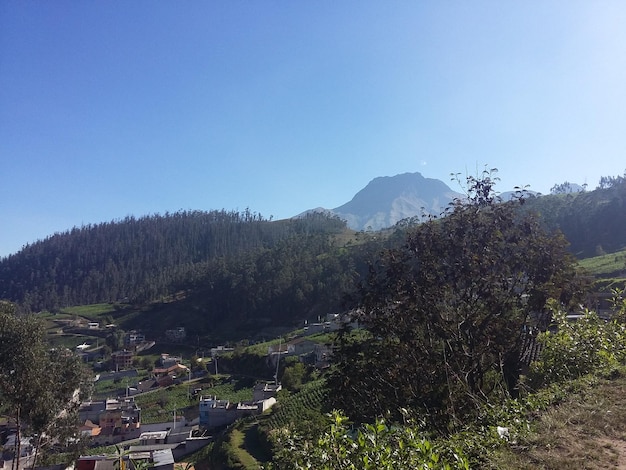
321;172;462;231
322;173;543;230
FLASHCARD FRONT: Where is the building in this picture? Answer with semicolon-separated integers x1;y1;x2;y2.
98;398;141;437
210;345;234;357
286;338;317;356
314;343;333;367
77;448;174;470
159;353;182;368
79;419;102;438
152;363;189;387
253;383;282;401
111;350;134;370
125;331;146;347
198;397;232;428
198;396;277;429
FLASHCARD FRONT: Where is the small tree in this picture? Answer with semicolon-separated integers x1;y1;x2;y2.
0;301;90;468
281;362;306;391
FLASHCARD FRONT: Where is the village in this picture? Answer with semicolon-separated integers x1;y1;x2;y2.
1;312;346;470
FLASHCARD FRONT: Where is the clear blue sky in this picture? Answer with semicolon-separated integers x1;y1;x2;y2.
2;1;625;257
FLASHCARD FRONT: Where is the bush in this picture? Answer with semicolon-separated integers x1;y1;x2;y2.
264;411;469;470
530;301;626;385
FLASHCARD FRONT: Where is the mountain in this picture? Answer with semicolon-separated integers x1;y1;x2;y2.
1;169;625;332
330;172;461;231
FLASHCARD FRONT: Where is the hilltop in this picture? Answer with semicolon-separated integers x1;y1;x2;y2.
0;174;625;344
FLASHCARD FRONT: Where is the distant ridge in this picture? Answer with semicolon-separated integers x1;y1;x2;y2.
329;172;461;231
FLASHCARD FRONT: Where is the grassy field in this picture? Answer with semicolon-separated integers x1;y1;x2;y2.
578;249;626;277
60;303;119;318
227;428;260;470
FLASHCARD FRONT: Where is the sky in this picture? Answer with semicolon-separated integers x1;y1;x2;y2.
1;1;626;258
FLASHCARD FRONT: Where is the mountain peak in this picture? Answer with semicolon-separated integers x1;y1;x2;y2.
331;172;461;230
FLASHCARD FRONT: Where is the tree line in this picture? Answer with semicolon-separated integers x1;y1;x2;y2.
0;210;349;312
523;176;626;257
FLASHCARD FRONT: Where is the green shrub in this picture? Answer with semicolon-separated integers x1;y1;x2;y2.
530;300;626;385
264;411;469;470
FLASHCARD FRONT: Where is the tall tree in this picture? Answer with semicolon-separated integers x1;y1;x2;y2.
329;170;583;431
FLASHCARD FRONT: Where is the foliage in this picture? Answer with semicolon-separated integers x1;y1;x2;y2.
280;361;306;391
264;379;327;432
523;176;626;257
328;169;582;430
265;410;470;470
60;303;119;318
550;181;584;194
0;210;352;315
530;300;626;385
0;301;91;467
488;370;626;469
597;170;626;189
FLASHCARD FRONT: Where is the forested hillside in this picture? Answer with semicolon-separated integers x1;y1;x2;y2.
1;179;625;333
0;210;358;314
522;178;626;257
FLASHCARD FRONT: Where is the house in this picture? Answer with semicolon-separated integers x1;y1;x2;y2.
153;363;189;387
76;456;119;470
88;322;100;330
76;448;174;470
210;346;234;357
286;338;317;356
303;322;326;335
314;343;333;367
267;343;289;368
111;350;134;370
137;378;158;393
3;435;33;459
198;396;277;429
98;398;141;437
79;400;107;425
125;331;145;347
253;383;282;401
198;397;232;428
79;419;102;438
159;354;182;368
130;448;174;470
138;431;168;445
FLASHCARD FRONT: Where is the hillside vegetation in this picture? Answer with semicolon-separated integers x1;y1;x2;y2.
1;178;625;341
0;211;376;334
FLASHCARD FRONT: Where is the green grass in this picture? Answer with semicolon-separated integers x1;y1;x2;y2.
228;428;260;470
60;303;119;319
578;249;626;277
93;378;122;398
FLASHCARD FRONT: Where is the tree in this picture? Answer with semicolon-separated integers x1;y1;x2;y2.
550;181;576;194
597;171;626;189
0;301;89;469
329;170;582;431
281;362;306;391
